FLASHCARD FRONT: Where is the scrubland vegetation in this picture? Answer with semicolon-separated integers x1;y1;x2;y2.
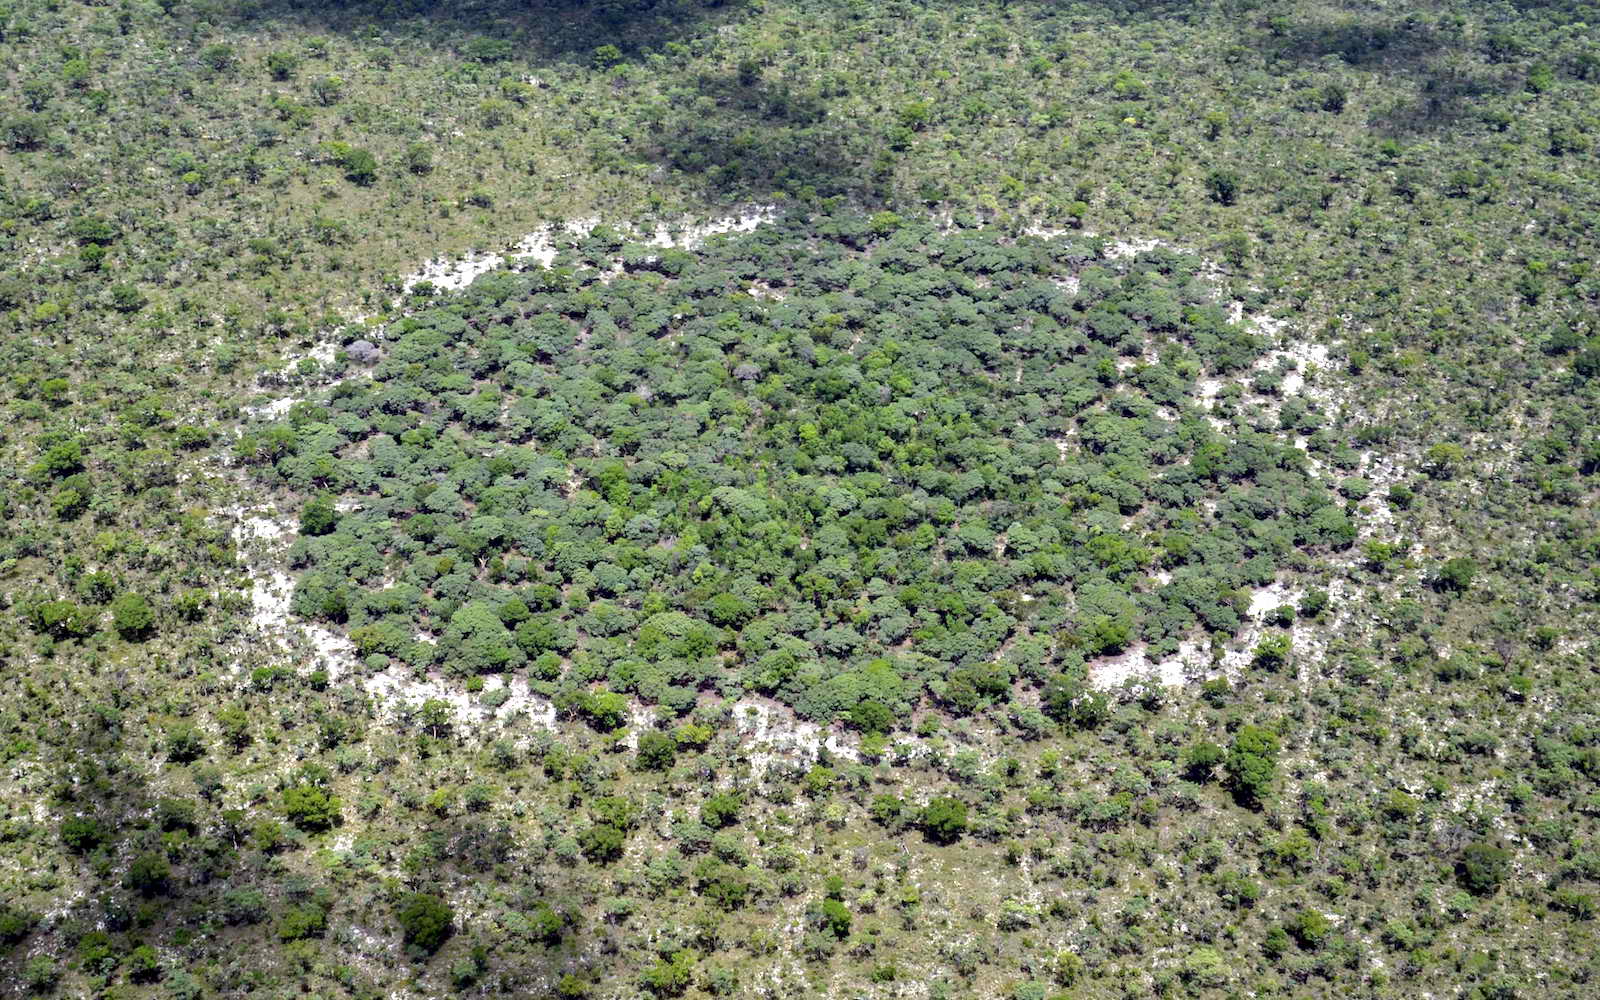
2;0;1599;997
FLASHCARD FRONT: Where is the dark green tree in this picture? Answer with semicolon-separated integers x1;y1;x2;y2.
1458;842;1511;896
300;494;338;536
396;893;454;954
282;785;341;831
1225;725;1280;808
1206;169;1240;205
921;796;968;844
110;592;155;640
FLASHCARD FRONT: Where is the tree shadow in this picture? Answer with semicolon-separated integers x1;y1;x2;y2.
637;68;875;204
230;0;750;63
1262;15;1447;71
1256;10;1510;134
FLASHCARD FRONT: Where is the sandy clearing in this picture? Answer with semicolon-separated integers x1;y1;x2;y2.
401;206;778;293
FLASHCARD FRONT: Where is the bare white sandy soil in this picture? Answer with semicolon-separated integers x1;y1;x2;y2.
401;207;779;293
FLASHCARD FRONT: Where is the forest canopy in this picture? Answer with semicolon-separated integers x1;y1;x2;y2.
247;215;1342;726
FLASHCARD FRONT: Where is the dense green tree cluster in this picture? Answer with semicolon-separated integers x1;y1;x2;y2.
249;216;1343;727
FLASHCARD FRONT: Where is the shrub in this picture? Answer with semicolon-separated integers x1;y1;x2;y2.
222;889;268;925
528;903;564;943
22;955;58;991
1552;888;1596;920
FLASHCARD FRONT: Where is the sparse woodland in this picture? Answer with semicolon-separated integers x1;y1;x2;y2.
1;0;1599;998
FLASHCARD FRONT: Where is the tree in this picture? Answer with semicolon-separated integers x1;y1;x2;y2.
641;950;694;996
1423;442;1464;479
1206;169;1240;205
871;794;906;828
577;689;628;731
126;943;161;982
1182;741;1225;781
166;724;204;762
404;143;434;175
341;147;378;186
578;823;626;863
1434;557;1477;594
59;817;106;853
820;898;852;938
300;494;338;536
277;903;328;941
0;905;34;951
110;592;154;639
396;893;454;954
200;43;235;73
1042;671;1108;730
439;601;521;676
1182;945;1228;987
850;699;894;734
636;730;676;771
21;79;53;111
217;706;252;749
70;217;119;246
282;784;341;831
1251;633;1291;672
3;115;46;151
1225;725;1280;808
126;853;172;896
266;50;298;80
1458;842;1510;895
921;796;968;843
1287;908;1332;950
700;793;743;830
